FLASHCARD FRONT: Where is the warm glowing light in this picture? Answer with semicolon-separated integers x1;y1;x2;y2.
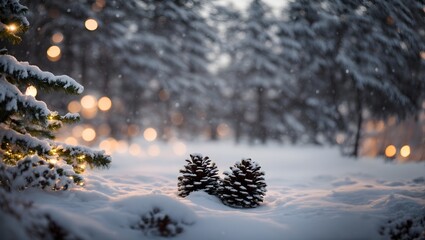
172;141;187;156
143;128;157;142
51;32;64;43
99;138;118;155
116;140;128;154
80;95;98;119
6;24;17;32
64;137;78;145
99;139;109;148
81;108;98;119
217;123;231;137
82;128;96;142
80;95;97;109
148;145;160;157
98;96;112;111
85;18;98;31
49;159;57;164
129;143;142;156
25;85;37;97
400;145;411;158
72;126;84;138
47;45;61;61
385;145;396;158
68;100;82;113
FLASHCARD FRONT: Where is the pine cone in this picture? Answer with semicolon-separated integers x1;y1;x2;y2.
218;158;267;208
177;154;220;197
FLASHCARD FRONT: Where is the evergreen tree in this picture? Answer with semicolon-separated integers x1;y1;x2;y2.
224;0;280;143
276;0;346;145
218;158;267;208
282;0;425;154
177;154;219;197
142;0;219;140
0;0;110;190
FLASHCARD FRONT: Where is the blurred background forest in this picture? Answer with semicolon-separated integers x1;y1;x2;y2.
3;0;425;160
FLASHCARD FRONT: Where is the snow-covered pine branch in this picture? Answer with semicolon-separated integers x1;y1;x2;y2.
0;0;110;191
0;55;84;94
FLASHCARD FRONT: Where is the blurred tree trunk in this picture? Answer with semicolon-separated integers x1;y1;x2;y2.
352;88;363;157
233;96;243;144
257;86;266;144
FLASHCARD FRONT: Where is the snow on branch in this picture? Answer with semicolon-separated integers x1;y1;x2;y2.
0;127;51;154
0;55;84;94
53;142;111;169
0;75;51;118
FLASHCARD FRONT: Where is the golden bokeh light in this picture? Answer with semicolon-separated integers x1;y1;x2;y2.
400;145;411;158
72;126;84;138
99;138;118;155
217;123;231;137
81;107;98;119
67;100;82;113
148;145;160;157
99;139;111;153
25;85;37;97
80;95;97;109
51;32;64;44
129;143;143;156
82;128;96;142
116;140;128;154
172;141;187;156
98;96;112;111
385;145;396;158
64;137;78;145
47;45;61;61
143;128;157;142
85;18;98;31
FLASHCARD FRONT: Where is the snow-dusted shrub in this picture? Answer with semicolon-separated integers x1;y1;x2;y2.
132;207;187;237
177;154;220;197
218;158;267;208
1;155;76;191
379;213;425;240
0;189;75;240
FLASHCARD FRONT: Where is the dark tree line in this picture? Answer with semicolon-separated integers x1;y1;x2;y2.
4;0;424;156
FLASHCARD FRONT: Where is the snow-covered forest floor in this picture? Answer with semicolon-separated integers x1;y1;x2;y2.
8;141;425;239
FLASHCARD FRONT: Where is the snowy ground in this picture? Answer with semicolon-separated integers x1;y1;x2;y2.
9;141;425;239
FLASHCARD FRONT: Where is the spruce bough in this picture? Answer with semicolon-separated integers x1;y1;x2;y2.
0;0;110;191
